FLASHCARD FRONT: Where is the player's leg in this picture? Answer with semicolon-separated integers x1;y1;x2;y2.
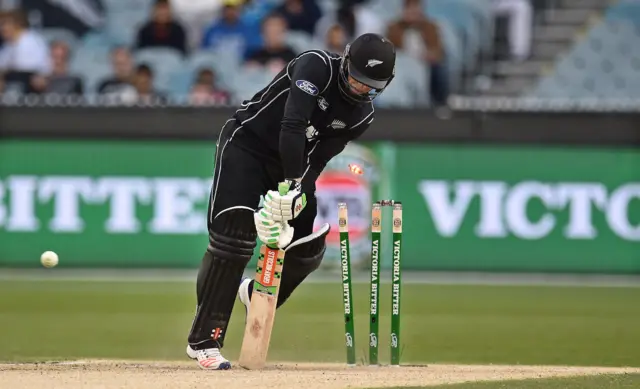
240;194;330;308
187;136;265;370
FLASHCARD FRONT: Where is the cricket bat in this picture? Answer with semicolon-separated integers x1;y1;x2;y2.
238;244;285;370
238;182;290;370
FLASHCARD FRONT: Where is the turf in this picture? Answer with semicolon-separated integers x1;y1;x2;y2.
373;373;640;388
1;280;639;366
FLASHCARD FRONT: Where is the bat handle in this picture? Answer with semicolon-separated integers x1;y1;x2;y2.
278;181;291;195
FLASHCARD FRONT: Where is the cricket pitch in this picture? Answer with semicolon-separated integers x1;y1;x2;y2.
2;360;639;389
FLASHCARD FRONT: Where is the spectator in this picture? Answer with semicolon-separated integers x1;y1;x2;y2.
491;0;533;61
0;9;51;95
275;0;322;36
245;13;296;73
323;23;347;53
136;0;188;56
31;40;84;95
314;0;383;44
241;0;279;28
200;0;261;60
133;63;167;103
97;47;136;97
387;0;450;112
189;67;231;105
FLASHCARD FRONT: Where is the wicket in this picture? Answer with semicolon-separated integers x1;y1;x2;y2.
338;200;403;366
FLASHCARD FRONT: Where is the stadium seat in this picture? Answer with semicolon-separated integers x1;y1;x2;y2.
39;28;79;49
427;0;481;69
528;18;640;99
135;48;183;72
103;0;155;13
376;52;430;108
604;1;640;23
285;31;315;54
105;10;149;46
134;48;184;91
434;19;464;91
187;50;242;91
80;31;115;52
167;71;193;100
28;0;496;104
229;67;281;103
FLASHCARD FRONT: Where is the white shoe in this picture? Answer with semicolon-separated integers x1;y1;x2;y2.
186;344;197;359
185;278;253;360
195;348;231;370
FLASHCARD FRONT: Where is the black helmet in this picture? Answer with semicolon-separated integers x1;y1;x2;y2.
338;33;396;104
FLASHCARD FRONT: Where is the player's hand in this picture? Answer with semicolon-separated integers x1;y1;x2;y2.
263;180;307;222
254;208;294;248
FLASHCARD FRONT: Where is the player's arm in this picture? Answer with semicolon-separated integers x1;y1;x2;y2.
280;52;331;182
256;52;331;235
303;111;374;187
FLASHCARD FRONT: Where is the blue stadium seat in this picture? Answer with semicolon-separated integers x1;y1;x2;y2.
434;19;464;91
376;52;430;108
427;0;481;69
167;71;193;100
459;0;494;56
80;31;115;52
187;50;242;91
529;18;640;99
604;0;640;23
134;48;184;91
285;31;316;54
103;0;154;13
105;10;149;46
29;0;492;103
72;60;113;95
39;28;79;49
229;67;282;104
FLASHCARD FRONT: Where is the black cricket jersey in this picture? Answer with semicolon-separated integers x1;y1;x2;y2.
225;49;375;184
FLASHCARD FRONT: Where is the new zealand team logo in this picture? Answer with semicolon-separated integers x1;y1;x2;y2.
296;80;319;96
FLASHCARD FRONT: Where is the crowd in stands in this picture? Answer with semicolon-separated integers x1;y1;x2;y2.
0;0;537;108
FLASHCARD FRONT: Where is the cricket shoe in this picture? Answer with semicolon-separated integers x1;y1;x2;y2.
186;278;252;360
194;348;231;370
238;276;252;322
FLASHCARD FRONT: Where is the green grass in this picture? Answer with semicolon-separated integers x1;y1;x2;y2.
1;280;640;366
372;373;640;388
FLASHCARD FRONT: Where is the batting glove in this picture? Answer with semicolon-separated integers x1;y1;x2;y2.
263;180;307;222
254;208;294;248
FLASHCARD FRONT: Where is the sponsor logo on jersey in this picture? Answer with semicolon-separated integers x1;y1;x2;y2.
295;80;319;96
317;96;328;111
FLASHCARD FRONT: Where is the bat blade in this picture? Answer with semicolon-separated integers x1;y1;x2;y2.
238;244;285;370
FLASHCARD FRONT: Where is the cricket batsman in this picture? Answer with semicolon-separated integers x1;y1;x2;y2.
185;33;396;370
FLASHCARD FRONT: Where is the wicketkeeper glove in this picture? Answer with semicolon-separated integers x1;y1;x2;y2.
262;179;307;222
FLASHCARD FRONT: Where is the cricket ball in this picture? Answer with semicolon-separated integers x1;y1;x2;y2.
40;251;59;268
